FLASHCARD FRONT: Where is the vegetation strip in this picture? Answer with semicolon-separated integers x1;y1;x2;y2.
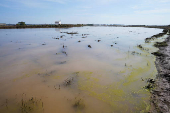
0;24;83;29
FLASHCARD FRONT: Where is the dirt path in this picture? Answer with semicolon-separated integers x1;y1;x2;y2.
151;34;170;113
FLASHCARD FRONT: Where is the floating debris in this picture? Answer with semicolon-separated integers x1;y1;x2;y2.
62;51;67;56
88;45;92;48
62;45;67;49
60;61;66;64
60;35;65;38
82;34;89;36
60;32;68;33
63;77;74;86
67;32;78;34
52;37;59;39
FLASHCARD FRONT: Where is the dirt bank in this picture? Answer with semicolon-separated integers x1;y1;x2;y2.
150;32;170;113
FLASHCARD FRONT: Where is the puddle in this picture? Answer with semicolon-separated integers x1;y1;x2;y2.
0;27;165;113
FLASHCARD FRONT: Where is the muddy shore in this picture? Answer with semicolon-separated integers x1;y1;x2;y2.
150;31;170;113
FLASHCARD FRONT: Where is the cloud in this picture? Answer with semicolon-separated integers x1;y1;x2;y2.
74;13;94;16
5;0;66;9
155;0;170;3
135;8;170;14
44;0;67;4
5;0;45;8
131;6;139;9
76;0;118;4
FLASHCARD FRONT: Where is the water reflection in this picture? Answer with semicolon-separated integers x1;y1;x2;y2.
55;28;61;32
0;27;164;113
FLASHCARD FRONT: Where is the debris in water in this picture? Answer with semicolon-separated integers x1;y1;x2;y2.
60;61;66;64
88;45;92;48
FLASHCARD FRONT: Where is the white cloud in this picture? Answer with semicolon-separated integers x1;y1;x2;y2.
5;0;66;8
74;13;94;16
44;0;67;4
76;0;118;4
155;0;170;3
6;0;46;8
131;6;139;9
135;8;170;14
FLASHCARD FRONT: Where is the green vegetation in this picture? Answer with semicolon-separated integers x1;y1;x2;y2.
151;51;164;56
144;78;155;91
18;22;25;25
145;29;169;43
154;41;168;47
0;24;83;29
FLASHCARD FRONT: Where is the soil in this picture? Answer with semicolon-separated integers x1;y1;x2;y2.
151;34;170;113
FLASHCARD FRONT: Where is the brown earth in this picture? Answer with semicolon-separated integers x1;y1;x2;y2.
150;32;170;113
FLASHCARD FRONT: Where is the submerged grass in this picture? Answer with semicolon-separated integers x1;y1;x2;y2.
0;96;44;113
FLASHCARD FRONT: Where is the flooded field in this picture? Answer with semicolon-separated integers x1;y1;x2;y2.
0;27;167;113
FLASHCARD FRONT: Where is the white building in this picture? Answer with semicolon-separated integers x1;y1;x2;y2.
55;21;61;25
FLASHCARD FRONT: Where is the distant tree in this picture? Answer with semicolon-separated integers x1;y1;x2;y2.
17;22;25;26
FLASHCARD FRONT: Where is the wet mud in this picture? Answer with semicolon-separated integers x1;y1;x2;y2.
150;33;170;113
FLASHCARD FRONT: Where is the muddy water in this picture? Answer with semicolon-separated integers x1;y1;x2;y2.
0;27;164;113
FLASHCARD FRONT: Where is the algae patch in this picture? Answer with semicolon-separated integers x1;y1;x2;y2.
76;71;151;112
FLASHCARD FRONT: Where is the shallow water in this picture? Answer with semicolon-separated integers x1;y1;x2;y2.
0;27;165;113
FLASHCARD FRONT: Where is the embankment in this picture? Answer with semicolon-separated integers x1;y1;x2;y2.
150;29;170;113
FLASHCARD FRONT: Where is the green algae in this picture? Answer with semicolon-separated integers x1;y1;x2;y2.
73;38;160;112
76;71;151;112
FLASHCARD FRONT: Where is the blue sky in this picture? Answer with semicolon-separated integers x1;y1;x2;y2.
0;0;170;25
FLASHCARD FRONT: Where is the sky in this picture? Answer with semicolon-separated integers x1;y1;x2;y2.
0;0;170;25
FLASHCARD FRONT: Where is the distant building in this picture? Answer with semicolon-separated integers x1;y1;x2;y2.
17;22;25;25
55;21;61;25
0;23;6;26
